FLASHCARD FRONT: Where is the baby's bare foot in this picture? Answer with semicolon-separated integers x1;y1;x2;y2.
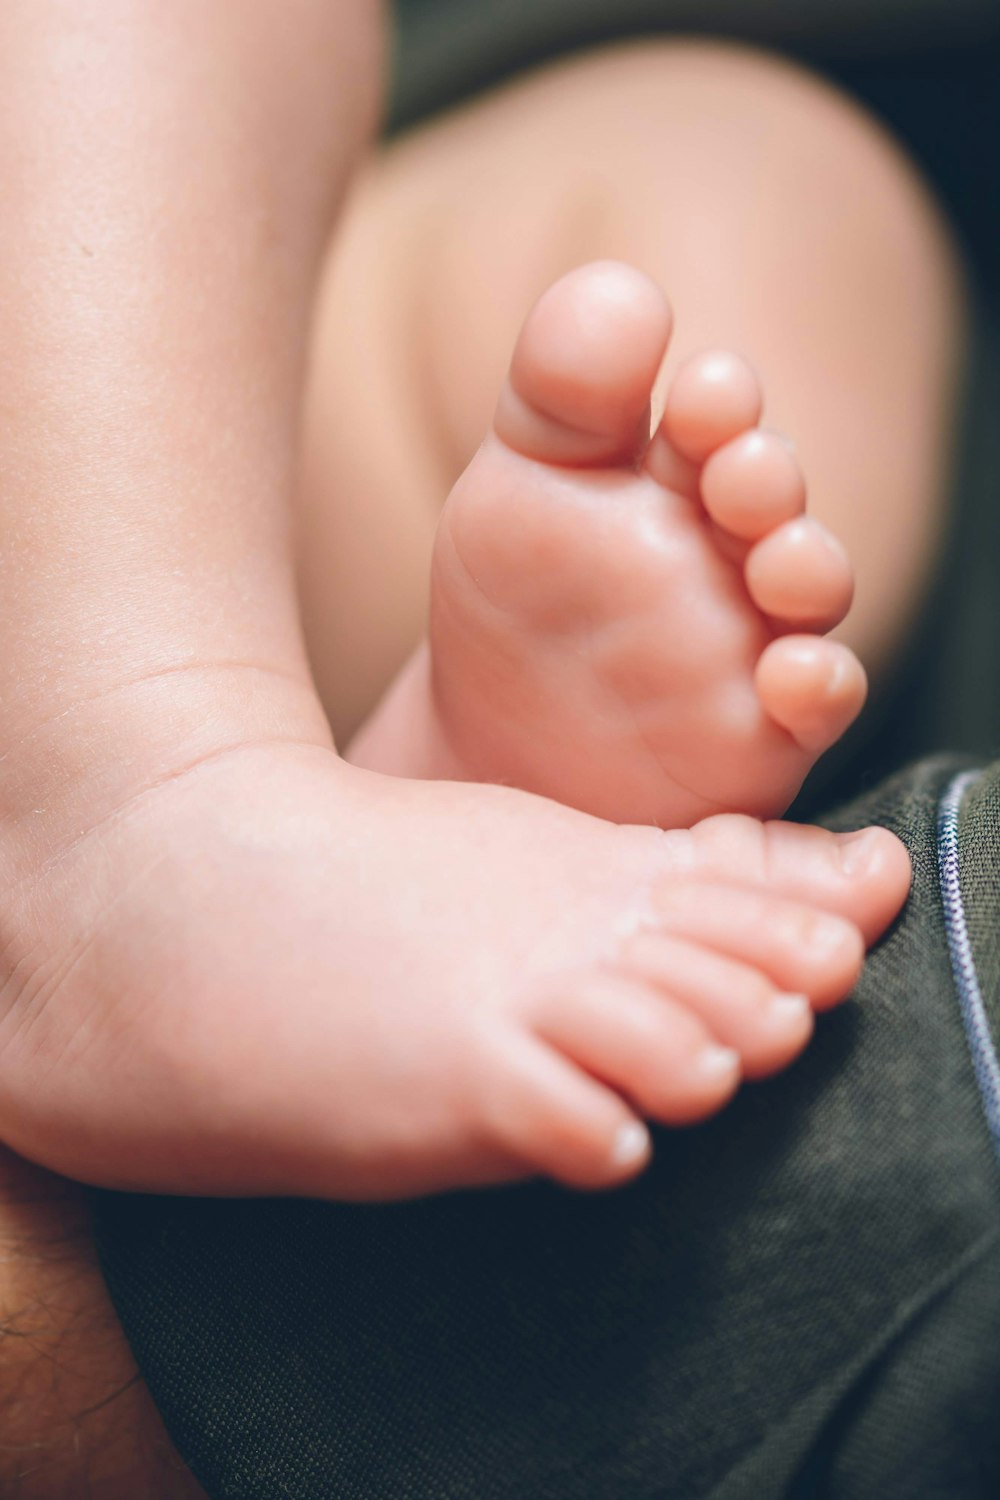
357;261;866;826
0;726;907;1198
0;268;903;1205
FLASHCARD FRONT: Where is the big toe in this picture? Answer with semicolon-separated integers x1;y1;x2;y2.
669;812;912;945
494;261;672;467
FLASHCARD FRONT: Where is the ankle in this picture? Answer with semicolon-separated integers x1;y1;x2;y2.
0;656;334;869
346;645;468;781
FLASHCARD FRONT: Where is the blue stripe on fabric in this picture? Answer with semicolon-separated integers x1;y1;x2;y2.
936;768;1000;1165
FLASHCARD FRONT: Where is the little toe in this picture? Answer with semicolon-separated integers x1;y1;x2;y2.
651;882;864;1010
700;429;806;540
533;973;741;1128
479;1027;654;1190
745;518;854;630
661;350;763;464
620;933;814;1080
494;261;672;468
755;636;867;753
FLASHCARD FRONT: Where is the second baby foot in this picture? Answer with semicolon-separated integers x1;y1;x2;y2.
362;262;867;827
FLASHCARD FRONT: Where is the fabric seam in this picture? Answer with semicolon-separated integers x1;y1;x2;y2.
936;767;1000;1165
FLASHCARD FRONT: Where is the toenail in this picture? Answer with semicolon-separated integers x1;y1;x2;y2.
805;915;852;960
814;524;851;563
768;993;812;1026
837;828;880;876
611;1120;651;1168
694;1044;741;1083
765;428;797;453
823;651;850;694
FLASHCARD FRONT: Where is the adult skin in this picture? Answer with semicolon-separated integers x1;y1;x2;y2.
0;1146;205;1496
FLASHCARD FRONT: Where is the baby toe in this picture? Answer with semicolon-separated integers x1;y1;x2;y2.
677;814;912;944
661;350;762;464
477;1025;653;1190
620;932;814;1080
755;635;867;753
533;972;742;1131
651;881;865;1010
495;260;672;467
745;517;854;629
700;429;806;539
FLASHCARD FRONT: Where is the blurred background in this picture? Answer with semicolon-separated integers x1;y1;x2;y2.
390;0;999;288
387;0;1000;810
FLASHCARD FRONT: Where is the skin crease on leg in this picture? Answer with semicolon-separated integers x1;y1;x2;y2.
0;40;961;1499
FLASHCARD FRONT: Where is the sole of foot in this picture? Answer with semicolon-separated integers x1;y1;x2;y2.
411;260;868;827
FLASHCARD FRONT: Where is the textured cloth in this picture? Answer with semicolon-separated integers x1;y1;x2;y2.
92;756;1000;1499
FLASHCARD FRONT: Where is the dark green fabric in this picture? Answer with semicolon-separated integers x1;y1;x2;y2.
961;771;1000;998
91;755;1000;1499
